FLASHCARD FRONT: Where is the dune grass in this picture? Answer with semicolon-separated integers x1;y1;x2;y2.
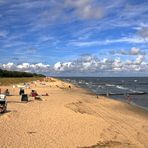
0;77;44;86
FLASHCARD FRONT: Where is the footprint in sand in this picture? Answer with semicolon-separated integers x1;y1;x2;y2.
65;101;96;115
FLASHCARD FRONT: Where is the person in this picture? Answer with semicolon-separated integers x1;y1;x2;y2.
4;89;10;96
30;90;38;97
127;94;131;103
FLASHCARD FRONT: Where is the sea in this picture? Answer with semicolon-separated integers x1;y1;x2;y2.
58;77;148;110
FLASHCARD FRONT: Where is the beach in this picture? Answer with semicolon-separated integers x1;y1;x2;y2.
0;78;148;148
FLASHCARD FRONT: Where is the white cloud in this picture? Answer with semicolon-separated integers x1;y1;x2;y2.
138;27;148;38
2;63;15;70
112;58;122;70
135;55;144;65
54;62;63;71
65;0;105;20
111;47;146;55
53;62;72;72
130;47;140;55
17;63;30;69
0;63;50;73
0;48;148;75
52;54;147;74
65;0;90;7
77;4;104;20
70;36;148;47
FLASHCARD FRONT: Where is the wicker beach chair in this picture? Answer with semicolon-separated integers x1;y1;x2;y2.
0;94;7;113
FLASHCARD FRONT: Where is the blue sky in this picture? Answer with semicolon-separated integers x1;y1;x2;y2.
0;0;148;76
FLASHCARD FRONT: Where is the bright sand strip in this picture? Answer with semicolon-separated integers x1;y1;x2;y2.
0;78;148;148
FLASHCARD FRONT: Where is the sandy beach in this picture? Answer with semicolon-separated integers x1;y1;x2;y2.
0;78;148;148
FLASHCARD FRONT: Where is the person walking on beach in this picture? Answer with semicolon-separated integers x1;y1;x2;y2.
127;94;132;103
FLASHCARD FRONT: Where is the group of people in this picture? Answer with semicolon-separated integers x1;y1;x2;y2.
0;87;40;97
19;88;39;97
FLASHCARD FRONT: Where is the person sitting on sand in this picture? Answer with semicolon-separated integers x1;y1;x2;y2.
30;90;38;97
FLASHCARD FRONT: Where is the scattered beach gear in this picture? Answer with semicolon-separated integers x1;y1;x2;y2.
0;94;7;113
41;93;49;96
16;85;26;88
19;88;25;95
21;94;28;102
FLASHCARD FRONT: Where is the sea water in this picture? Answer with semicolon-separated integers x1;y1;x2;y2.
58;77;148;110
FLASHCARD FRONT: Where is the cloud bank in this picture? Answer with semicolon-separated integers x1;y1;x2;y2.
0;48;147;76
0;63;50;73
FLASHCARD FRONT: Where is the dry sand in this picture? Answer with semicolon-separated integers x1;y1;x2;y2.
0;78;148;148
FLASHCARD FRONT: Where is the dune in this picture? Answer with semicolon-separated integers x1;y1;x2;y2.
0;78;148;148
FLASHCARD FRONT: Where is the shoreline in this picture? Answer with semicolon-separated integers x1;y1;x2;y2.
58;78;148;112
0;77;148;147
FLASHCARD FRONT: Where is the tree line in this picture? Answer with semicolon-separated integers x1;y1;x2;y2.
0;69;45;77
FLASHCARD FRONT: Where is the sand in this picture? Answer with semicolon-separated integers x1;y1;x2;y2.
0;78;148;148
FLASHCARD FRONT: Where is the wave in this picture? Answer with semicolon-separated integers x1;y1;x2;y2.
116;85;128;90
105;84;115;87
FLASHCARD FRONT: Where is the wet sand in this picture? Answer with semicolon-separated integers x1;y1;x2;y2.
0;78;148;148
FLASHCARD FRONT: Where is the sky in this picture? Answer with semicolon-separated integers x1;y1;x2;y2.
0;0;148;76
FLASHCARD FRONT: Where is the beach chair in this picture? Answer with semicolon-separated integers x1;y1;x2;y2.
21;94;28;102
0;94;7;113
19;88;25;95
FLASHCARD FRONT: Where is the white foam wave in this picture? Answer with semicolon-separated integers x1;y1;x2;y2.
116;85;128;90
105;84;115;87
